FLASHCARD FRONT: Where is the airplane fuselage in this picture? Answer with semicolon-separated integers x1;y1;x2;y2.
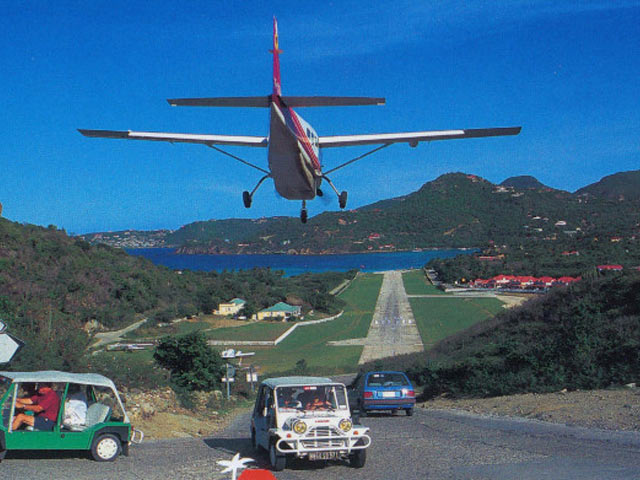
268;101;321;200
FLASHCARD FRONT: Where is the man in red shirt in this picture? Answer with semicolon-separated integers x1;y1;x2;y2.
12;382;60;431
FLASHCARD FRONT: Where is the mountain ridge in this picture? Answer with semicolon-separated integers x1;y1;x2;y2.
78;170;640;254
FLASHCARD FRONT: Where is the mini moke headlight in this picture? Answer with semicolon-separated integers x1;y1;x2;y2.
293;420;307;434
339;418;352;432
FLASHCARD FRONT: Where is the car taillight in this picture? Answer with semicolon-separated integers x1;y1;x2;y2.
364;391;373;398
407;390;415;397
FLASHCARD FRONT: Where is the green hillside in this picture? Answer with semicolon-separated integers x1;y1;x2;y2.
138;172;640;255
500;175;549;190
575;169;640;201
0;218;349;370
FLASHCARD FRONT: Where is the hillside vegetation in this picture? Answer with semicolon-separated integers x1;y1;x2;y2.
90;171;640;259
0;218;350;370
576;169;640;201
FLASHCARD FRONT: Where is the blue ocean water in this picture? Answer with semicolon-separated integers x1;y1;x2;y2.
126;248;474;277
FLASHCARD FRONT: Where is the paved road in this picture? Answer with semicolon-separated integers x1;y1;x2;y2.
6;407;640;479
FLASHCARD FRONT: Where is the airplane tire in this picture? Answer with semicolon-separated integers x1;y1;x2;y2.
339;191;348;209
301;209;308;224
243;191;252;208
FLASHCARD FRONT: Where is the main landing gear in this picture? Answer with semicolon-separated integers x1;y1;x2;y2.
322;175;348;209
242;174;270;209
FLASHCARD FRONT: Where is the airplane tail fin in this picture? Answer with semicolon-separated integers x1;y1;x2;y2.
270;16;282;97
169;19;385;109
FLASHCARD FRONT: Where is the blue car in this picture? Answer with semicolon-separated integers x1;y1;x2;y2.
350;371;415;416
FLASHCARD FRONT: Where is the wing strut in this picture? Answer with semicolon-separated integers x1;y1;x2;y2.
323;144;392;175
206;144;270;174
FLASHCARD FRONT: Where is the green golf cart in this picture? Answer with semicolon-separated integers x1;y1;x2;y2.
0;371;143;461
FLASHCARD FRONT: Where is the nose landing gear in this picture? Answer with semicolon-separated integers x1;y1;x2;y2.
301;200;308;223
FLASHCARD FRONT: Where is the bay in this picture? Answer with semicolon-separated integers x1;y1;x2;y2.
126;248;474;277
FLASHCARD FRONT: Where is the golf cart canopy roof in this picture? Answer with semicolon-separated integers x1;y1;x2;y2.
0;370;117;389
262;376;336;389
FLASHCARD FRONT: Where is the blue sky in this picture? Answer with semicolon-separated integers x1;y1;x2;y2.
2;1;639;233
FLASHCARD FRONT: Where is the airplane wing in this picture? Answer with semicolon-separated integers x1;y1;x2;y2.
78;129;268;147
318;127;521;148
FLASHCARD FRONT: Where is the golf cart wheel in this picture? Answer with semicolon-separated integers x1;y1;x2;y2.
91;433;121;462
406;408;414;416
349;448;367;468
269;440;286;471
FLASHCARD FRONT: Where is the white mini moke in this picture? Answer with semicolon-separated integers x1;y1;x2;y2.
250;376;371;471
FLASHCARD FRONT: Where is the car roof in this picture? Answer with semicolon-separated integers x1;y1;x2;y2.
261;376;336;388
0;370;117;389
366;371;407;376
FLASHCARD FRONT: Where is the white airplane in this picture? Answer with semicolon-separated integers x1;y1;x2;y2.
79;17;521;223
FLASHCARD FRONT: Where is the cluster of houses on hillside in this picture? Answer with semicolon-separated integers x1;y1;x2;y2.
470;275;581;291
470;265;631;291
214;298;302;321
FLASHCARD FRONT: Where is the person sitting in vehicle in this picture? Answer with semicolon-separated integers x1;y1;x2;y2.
305;392;331;411
62;384;88;428
277;389;302;409
12;382;61;431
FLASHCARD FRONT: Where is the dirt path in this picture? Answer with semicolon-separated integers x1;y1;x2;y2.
91;318;147;348
421;387;640;432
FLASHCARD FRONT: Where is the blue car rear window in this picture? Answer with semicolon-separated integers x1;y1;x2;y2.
366;373;409;387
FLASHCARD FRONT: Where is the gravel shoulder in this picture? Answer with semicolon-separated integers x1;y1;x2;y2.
420;386;640;432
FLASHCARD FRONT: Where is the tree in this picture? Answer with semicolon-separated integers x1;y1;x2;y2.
153;331;225;392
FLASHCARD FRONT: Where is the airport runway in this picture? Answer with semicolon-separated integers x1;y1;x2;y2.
358;271;424;364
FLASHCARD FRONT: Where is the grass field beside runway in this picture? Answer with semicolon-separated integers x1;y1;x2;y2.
409;296;504;349
402;269;449;295
205;322;290;341
252;273;383;373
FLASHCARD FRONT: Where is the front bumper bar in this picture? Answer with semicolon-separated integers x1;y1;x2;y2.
276;433;371;456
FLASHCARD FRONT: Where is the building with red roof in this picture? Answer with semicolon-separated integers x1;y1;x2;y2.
597;265;623;271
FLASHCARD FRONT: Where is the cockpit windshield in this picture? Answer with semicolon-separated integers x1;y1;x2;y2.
276;384;348;412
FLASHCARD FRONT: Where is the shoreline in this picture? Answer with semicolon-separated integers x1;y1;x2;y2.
128;246;480;256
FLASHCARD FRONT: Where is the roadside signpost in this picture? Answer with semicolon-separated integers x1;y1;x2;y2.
221;349;256;398
246;366;258;392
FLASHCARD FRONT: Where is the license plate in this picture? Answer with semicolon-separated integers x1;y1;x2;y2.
382;391;397;398
309;451;339;461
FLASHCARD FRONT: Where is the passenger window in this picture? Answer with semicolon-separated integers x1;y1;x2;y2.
92;386;124;422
